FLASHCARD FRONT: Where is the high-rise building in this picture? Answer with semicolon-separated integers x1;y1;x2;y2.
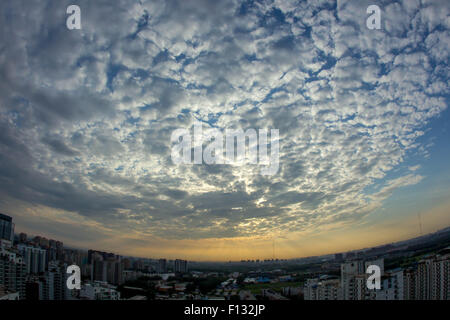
106;258;123;285
317;279;342;300
0;213;14;242
56;241;64;261
89;251;123;285
32;236;41;246
25;262;69;300
403;268;416;300
133;259;144;271
0;245;26;299
340;259;384;300
415;253;449;300
303;278;318;300
306;254;449;301
48;261;69;300
353;274;367;300
416;258;432;300
47;247;57;263
122;258;131;270
430;254;449;300
19;233;27;244
340;260;364;300
174;259;188;273
374;269;404;300
17;244;47;274
92;260;107;282
40;272;55;300
40;237;49;248
49;239;56;248
158;259;167;273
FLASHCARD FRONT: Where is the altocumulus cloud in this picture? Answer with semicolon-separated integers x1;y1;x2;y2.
0;0;448;241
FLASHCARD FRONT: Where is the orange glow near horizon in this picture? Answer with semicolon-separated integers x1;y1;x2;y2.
7;198;450;262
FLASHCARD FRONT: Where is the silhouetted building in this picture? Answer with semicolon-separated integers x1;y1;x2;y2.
0;213;14;242
17;245;47;274
0;245;26;299
122;258;131;270
19;233;27;244
158;259;167;273
174;259;188;273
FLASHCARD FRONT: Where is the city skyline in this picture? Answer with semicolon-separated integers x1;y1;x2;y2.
1;0;449;262
8;212;450;262
1;211;449;301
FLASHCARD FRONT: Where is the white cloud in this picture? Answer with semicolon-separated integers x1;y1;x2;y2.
0;0;448;241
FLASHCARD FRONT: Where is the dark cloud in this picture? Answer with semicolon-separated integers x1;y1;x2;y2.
42;136;80;156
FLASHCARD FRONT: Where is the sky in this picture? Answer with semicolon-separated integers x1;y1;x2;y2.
0;0;449;261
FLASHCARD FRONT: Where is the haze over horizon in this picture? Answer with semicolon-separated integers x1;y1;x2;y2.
10;216;450;262
1;0;449;261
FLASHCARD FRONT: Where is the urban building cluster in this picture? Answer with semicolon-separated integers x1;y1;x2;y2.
304;254;449;300
1;213;449;300
0;214;188;300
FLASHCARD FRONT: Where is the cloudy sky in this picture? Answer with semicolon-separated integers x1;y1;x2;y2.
0;0;449;261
